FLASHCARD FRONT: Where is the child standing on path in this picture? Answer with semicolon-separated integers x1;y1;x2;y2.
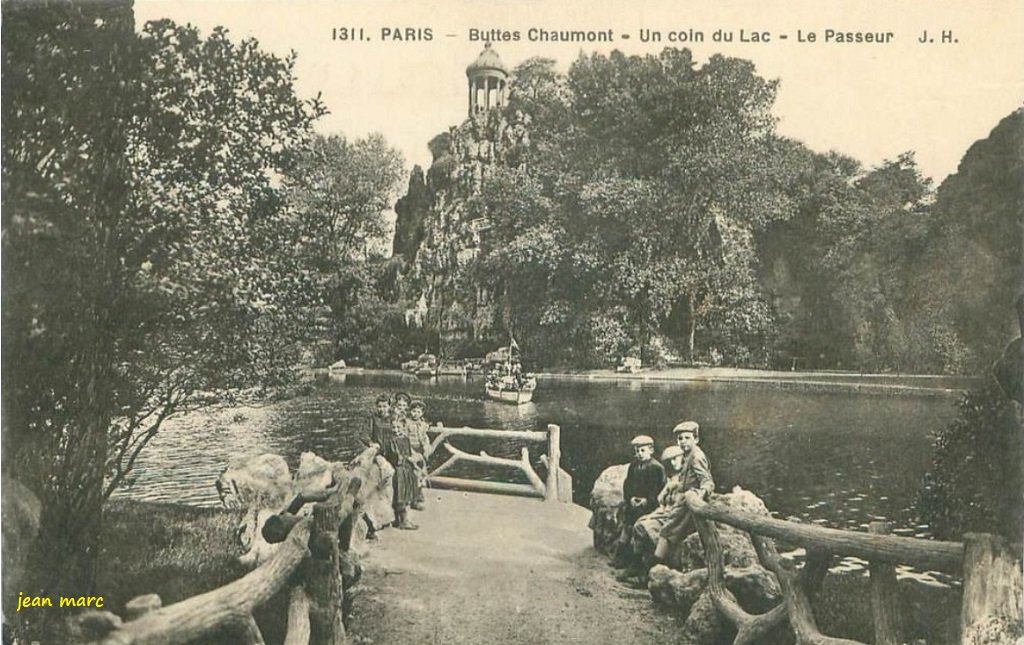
407;400;432;510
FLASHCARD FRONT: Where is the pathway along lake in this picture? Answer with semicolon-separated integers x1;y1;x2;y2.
119;371;964;543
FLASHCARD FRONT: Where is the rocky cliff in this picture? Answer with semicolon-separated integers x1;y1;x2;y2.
392;107;530;351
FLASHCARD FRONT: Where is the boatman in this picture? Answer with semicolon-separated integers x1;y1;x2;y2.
653;420;715;566
614;434;666;567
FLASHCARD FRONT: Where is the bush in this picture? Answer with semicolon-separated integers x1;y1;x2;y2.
917;378;1023;542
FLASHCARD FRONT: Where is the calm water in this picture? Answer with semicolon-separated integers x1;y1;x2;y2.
117;371;960;540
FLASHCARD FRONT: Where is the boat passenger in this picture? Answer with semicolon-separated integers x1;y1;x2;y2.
614;435;665;569
652;421;715;565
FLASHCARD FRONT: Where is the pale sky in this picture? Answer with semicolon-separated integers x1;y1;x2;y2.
135;0;1024;185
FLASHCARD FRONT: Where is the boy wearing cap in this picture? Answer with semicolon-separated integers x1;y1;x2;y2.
614;435;666;567
631;447;689;566
654;421;715;564
617;445;689;584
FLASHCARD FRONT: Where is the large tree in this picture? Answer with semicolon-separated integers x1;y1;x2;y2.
471;49;789;365
2;4;325;597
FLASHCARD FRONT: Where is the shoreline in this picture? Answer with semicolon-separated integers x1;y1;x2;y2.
533;367;979;396
329;366;980;396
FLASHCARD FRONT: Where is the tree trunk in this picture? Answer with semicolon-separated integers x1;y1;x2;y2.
687;293;697;363
5;0;136;603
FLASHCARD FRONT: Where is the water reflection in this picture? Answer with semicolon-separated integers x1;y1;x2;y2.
116;371;959;543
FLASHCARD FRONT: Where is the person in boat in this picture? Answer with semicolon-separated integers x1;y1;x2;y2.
510;359;523;388
652;421;715;566
616;445;688;585
407;400;432;510
614;435;666;570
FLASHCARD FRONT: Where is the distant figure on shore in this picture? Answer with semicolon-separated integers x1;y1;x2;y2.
653;421;715;565
407;400;432;510
614;435;665;569
616;445;688;585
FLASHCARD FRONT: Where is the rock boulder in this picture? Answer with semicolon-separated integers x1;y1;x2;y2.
216;453;291;510
588;463;627;554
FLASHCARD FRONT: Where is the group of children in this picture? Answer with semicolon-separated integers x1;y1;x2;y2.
361;392;434;531
614;420;715;587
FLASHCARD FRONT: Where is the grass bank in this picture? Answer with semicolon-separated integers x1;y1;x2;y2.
14;500;295;644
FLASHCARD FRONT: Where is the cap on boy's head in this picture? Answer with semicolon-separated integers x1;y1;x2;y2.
375;394;390;404
672;421;700;437
410;400;425;410
630;435;654;447
661;445;684;461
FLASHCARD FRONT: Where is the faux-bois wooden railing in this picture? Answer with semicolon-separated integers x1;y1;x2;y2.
74;447;383;645
678;490;1022;644
424;423;573;503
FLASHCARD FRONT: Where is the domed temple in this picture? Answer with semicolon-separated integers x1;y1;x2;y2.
466;42;508;116
394;42;531;353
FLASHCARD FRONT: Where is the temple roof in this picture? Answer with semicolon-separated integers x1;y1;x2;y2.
466;42;508;77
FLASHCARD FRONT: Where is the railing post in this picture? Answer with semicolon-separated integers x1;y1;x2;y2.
868;521;901;645
545;424;560;502
307;497;347;644
961;532;1024;642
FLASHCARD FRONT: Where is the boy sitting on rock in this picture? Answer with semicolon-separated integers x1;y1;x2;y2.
613;435;665;570
653;421;715;567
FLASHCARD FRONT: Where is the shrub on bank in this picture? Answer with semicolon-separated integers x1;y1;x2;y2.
917;378;1023;544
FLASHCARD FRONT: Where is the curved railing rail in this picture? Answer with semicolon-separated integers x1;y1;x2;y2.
425;423;572;503
680;491;1022;645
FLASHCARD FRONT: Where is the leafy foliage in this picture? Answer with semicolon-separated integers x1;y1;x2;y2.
2;4;325;594
465;49;789;365
917;381;1023;542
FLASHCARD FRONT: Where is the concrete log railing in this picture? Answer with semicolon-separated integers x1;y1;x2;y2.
425;423;572;503
682;493;1023;645
75;453;376;645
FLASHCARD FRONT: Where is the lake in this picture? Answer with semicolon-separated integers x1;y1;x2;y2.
117;370;961;543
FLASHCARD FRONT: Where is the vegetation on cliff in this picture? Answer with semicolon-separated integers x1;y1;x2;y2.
393;52;1021;375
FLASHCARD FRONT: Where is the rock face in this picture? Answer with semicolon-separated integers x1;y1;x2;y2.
237;507;280;568
295;451;335;495
588;464;628;554
590;478;783;645
392;107;531;349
